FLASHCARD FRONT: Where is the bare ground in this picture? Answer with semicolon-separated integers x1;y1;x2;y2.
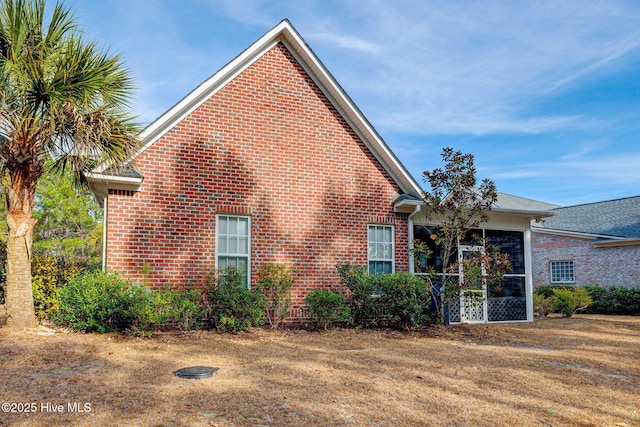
0;314;639;427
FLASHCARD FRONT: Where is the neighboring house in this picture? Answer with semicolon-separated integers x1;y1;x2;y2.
532;196;640;289
87;20;553;323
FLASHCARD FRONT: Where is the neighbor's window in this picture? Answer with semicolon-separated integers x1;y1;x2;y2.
368;225;394;274
217;215;251;286
550;261;574;283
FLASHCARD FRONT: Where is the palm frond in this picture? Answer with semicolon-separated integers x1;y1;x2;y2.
0;0;141;186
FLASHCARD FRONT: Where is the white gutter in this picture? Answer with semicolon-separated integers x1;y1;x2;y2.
102;196;108;272
407;204;422;273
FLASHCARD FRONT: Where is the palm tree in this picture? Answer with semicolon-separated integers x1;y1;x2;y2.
0;0;140;328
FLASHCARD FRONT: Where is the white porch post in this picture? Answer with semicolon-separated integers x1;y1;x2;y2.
524;228;534;321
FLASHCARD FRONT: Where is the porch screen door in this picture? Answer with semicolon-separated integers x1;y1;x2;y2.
459;246;487;323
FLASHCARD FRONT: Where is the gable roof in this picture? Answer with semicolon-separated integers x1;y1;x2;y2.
87;19;423;200
533;195;640;239
393;184;558;217
493;192;558;216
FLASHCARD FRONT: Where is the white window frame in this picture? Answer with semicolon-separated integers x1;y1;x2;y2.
550;260;575;284
368;224;395;274
216;215;251;287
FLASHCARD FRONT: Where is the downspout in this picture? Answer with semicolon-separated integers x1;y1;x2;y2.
407;204;422;273
102;195;108;272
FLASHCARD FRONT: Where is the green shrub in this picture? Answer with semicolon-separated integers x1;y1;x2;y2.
533;293;552;317
56;271;151;333
551;287;593;317
204;266;265;332
149;288;205;330
255;263;293;329
376;273;431;330
32;254;83;320
337;264;434;328
613;287;640;314
585;286;640;315
336;264;381;327
534;285;574;299
305;289;351;330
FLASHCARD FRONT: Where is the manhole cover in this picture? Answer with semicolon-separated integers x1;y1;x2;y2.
173;366;219;379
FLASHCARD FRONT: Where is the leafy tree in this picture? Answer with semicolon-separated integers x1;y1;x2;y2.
420;148;498;323
32;170;103;268
0;0;140;328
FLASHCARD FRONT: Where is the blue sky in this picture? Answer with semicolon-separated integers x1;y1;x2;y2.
69;0;640;206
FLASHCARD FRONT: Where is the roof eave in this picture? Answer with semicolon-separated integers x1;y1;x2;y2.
530;227;625;240
85;172;143;207
492;208;556;219
393;198;425;213
593;238;640;248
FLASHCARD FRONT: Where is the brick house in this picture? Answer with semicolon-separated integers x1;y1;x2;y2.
532;196;640;289
88;20;554;323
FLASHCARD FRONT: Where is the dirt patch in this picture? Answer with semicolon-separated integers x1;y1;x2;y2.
0;314;639;426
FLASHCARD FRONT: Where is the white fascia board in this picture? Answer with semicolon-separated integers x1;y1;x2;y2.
393;198;425;213
86;173;143;207
85;172;143;186
492;208;556;218
530;226;624;240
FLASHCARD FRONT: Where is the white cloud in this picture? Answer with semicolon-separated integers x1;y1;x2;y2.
307;32;378;53
304;0;640;136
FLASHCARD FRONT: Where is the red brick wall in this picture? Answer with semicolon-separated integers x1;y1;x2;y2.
106;42;409;313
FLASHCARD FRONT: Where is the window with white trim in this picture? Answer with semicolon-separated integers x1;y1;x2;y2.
217;215;251;287
550;261;574;283
368;225;394;274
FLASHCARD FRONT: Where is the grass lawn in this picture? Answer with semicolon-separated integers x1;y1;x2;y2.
0;314;639;426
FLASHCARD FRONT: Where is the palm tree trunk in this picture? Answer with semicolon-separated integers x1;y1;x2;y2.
4;172;38;329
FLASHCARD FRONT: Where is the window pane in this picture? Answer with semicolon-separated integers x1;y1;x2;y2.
375;243;382;259
229;217;238;234
384;227;392;242
551;261;574;283
368;261;378;274
238;217;248;235
229;237;238;254
383;243;392;259
219;217;228;234
382;261;392;274
218;235;228;253
369;261;392;274
239;237;248;254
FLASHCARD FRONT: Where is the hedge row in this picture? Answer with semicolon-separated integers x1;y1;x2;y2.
534;285;640;316
39;263;434;334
